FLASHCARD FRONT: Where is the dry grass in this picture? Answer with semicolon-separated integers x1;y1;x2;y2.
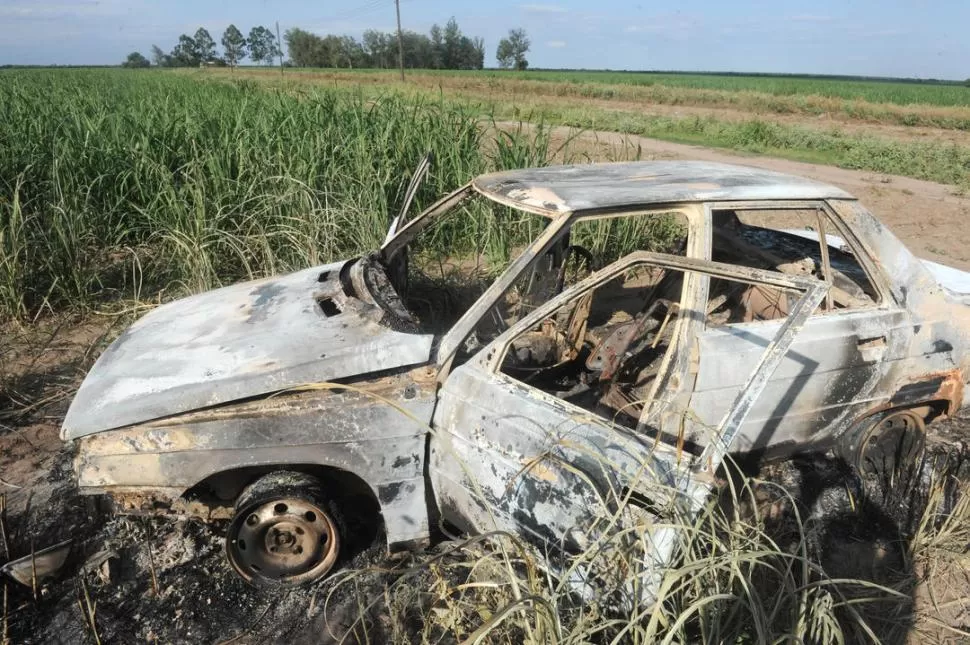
316;455;970;644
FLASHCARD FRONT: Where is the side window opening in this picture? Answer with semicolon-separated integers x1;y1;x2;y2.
709;207;878;324
493;259;811;453
457;210;690;362
497;263;686;432
568;210;689;278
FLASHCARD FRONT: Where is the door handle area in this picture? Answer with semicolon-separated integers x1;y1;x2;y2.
857;336;887;362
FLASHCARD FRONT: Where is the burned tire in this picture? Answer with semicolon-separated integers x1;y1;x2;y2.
226;471;344;587
839;410;926;494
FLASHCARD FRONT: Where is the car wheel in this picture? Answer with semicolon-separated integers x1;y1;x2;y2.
841;409;926;493
225;471;343;587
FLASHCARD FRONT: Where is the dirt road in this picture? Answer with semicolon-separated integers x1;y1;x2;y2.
529;122;970;270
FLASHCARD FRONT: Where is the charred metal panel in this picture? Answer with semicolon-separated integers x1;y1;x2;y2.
696;275;828;470
683;197;970;455
63;262;434;438
830;200;970;413
430;250;823;603
431;365;685;551
74;369;437;546
691;308;912;452
473;161;853;217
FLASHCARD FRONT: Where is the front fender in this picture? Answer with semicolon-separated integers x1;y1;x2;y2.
74;367;437;546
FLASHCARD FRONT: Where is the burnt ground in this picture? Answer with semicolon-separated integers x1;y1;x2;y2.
2;320;970;644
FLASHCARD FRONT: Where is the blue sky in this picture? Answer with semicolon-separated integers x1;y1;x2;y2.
0;0;966;79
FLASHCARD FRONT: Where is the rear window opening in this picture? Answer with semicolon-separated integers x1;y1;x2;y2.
711;207;879;319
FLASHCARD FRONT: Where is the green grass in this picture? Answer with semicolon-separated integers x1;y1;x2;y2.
480;101;970;186
440;70;970;107
275;68;970;131
279;68;970;107
274;73;970;188
0;69;559;319
215;69;970;186
3;66;969;323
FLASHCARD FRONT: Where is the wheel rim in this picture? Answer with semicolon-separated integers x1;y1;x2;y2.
857;410;925;490
227;496;339;586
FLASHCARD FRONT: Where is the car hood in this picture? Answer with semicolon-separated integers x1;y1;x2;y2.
62;261;434;439
922;259;970;300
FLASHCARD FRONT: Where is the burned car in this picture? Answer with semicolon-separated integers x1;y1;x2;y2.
62;161;970;590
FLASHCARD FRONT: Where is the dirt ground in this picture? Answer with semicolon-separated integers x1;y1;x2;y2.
4;130;970;642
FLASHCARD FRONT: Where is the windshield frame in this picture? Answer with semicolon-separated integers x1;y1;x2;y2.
378;183;475;262
375;177;709;378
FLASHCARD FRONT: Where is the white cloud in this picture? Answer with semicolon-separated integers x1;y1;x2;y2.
546;40;567;48
519;3;568;14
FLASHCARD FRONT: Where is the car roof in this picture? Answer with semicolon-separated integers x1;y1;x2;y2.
472;161;855;217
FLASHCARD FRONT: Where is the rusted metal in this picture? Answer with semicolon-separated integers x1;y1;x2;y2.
101;490;233;521
436;202;707;374
225;472;341;587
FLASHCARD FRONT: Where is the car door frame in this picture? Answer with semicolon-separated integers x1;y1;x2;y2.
690;199;912;452
428;250;827;553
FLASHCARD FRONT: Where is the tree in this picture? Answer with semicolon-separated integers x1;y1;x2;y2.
400;31;433;68
150;44;171;67
248;26;280;65
221;25;247;70
338;35;365;68
285;28;329;67
363;30;392;68
122;52;151;68
171;34;198;66
429;25;444;69
442;17;462;69
496;28;530;70
193;27;217;64
458;35;485;69
281;21;482;70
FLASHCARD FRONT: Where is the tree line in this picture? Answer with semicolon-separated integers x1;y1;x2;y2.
122;20;531;71
285;18;484;70
130;26;281;69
